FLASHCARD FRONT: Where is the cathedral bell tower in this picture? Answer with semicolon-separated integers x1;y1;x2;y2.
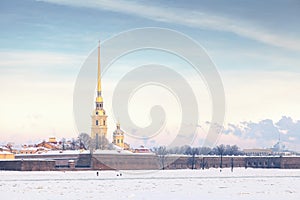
91;42;108;144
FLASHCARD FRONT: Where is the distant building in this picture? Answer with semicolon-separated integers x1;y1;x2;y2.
19;145;38;154
1;143;18;154
0;152;15;159
134;146;152;153
0;146;10;153
0;147;15;159
48;137;57;144
243;148;272;156
36;140;59;150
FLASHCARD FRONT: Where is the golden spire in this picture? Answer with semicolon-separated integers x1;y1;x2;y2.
97;40;101;96
96;41;103;107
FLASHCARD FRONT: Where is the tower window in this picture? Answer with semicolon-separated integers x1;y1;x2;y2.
117;139;120;143
103;120;106;125
96;120;98;125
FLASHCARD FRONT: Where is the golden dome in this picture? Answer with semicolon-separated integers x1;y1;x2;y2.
96;96;103;102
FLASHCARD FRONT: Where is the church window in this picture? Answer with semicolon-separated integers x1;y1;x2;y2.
103;120;106;125
117;139;120;143
96;120;98;125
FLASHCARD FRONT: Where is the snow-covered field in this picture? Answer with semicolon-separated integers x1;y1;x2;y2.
0;168;299;200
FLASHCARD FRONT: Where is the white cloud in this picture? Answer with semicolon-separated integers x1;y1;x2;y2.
0;50;84;74
221;116;300;152
39;0;300;51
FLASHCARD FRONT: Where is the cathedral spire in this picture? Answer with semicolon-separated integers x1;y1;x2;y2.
97;40;101;96
96;41;103;110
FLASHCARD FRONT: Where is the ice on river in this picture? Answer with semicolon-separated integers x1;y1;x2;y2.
0;168;299;200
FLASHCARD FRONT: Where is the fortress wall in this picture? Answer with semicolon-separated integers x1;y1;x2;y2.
21;160;56;171
92;154;160;170
281;157;300;169
16;154;80;168
0;160;22;170
76;153;92;168
92;155;300;170
2;154;300;171
244;157;281;168
165;156;245;169
0;160;55;171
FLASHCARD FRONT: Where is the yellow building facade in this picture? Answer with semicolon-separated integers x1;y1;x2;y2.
0;151;15;159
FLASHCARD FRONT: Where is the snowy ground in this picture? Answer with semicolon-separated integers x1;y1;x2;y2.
0;168;299;200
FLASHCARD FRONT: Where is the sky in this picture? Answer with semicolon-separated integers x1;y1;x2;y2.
0;0;299;151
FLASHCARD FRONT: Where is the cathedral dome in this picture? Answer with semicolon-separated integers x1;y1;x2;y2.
113;123;124;136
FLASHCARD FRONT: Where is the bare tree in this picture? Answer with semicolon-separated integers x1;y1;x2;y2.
61;138;66;150
89;134;111;151
6;143;13;153
216;144;225;169
199;147;212;155
229;145;240;155
154;146;168;170
186;147;199;169
200;157;208;169
78;133;91;150
70;138;77;150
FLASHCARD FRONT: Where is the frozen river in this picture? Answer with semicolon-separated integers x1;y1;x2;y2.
0;168;299;199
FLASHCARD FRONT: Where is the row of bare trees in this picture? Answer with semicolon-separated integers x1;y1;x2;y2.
163;144;243;156
58;133;114;151
78;133;114;151
152;144;243;170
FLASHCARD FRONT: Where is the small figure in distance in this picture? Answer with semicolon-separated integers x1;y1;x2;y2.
116;171;122;176
96;171;99;176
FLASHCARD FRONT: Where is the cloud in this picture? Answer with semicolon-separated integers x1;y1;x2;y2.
222;116;300;151
276;116;300;141
38;0;300;51
0;50;83;75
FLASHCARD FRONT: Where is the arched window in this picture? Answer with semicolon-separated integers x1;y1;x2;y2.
96;120;98;126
